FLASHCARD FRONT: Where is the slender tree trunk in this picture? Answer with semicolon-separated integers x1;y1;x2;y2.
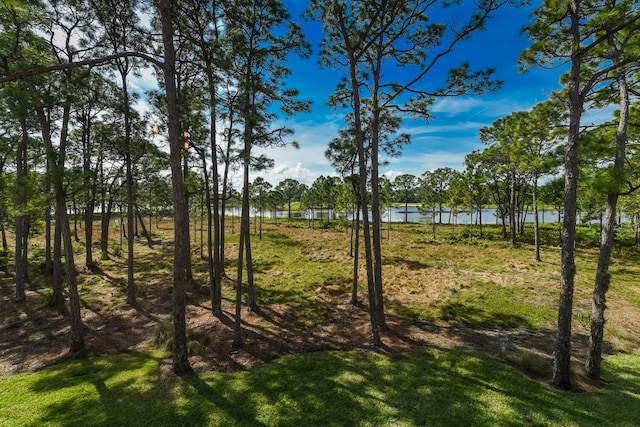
83;109;96;267
220;112;236;279
211;108;223;317
135;205;153;248
158;0;193;375
53;210;64;302
101;198;113;259
44;162;53;275
335;2;380;345
533;175;541;262
15;119;29;302
243;123;258;312
234;155;253;347
351;202;360;305
234;206;246;348
404;199;408;223
183;150;193;283
84;202;95;266
586;39;629;379
432;204;436;240
370;130;387;332
36;97;84;354
552;0;581;390
509;169;517;248
349;207;355;257
72;199;79;242
57;190;85;354
201;149;217;316
0;224;5;252
119;76;136;305
245;217;257;310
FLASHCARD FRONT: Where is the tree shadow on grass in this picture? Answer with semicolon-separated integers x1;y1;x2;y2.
24;351;211;427
17;345;640;426
383;255;430;270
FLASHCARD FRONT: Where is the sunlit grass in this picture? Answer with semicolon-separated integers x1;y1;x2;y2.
1;349;640;426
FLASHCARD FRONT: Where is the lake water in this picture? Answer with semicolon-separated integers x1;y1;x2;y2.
225;206;569;225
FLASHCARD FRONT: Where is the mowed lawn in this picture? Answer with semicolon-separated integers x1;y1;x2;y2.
1;349;639;426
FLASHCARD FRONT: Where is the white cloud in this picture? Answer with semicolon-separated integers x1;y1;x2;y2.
250;117;343;186
403;120;486;136
383;150;469;176
431;96;533;121
130;66;159;93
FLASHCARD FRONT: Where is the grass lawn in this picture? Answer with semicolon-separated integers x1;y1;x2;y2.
1;348;639;426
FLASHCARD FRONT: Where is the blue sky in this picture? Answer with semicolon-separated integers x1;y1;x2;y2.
127;1;581;188
251;0;567;187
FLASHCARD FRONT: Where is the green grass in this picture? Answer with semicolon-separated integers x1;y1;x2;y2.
1;349;639;426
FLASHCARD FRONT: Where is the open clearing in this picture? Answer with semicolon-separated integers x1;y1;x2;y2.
2;221;639;391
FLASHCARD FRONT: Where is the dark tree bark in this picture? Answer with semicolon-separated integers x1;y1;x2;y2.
157;0;193;375
122;76;136;305
533;174;542;262
135;204;153;248
234;146;252;347
552;0;582;390
586;36;629;379
337;9;381;345
81;108;96;267
509;168;517;248
101;198;113;259
14;118;29;302
351;202;361;305
36;99;85;354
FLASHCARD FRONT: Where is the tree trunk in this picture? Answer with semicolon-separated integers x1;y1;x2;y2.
135;204;153;248
36;97;84;354
101;198;113;260
200;145;218;316
234;208;246;348
120;76;136;305
404;199;408;223
84;200;95;266
509;168;517;248
586;37;629;379
351;202;360;305
57;190;85;355
552;0;581;390
14;119;29;302
432;204;436;240
158;0;193;375
210;106;222;317
243;119;258;312
342;28;380;344
53;210;64;303
533;175;541;262
234;154;252;347
83;108;95;267
44;163;53;275
72;198;79;242
183;150;193;284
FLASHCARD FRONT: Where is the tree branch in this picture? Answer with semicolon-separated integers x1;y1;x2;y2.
0;51;163;84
